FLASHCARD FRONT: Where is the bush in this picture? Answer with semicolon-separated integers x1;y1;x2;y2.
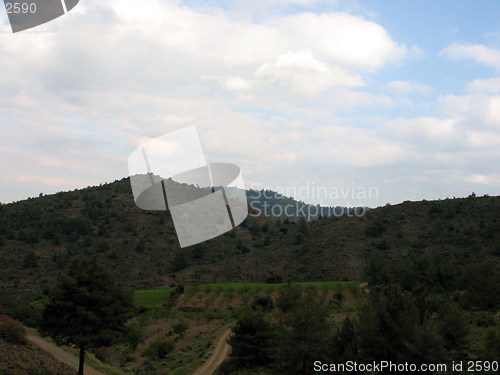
266;272;283;284
144;338;175;359
0;315;26;344
23;250;38;268
173;320;189;337
330;292;345;308
126;324;144;350
365;221;386;238
482;324;500;358
175;285;185;294
251;295;274;312
18;229;39;244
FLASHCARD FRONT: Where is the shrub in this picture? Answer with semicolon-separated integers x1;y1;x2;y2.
365;221;385;238
126;324;144;350
0;315;26;344
251;295;274;312
173;320;189;337
266;272;283;284
23;251;38;268
144;338;175;359
18;229;39;244
374;239;390;250
175;285;185;294
135;238;146;253
482;324;500;358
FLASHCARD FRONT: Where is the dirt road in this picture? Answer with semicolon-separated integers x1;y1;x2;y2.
26;332;106;375
25;327;231;375
192;328;232;375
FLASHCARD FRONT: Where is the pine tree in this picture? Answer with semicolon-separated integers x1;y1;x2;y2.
229;309;275;368
276;287;332;374
40;257;134;375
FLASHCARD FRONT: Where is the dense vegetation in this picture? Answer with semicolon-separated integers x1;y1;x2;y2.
220;274;499;374
0;179;498;374
0;179;497;321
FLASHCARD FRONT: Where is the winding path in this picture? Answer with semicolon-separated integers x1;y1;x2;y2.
26;330;106;375
192;328;232;375
24;327;232;375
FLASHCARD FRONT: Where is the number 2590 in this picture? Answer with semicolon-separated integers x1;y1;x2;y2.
6;2;37;14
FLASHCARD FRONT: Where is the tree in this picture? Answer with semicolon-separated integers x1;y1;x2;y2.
355;284;443;363
438;302;468;350
276;283;302;313
40;257;134;375
228;310;276;369
170;249;189;272
173;319;189;338
251;294;274;312
481;323;500;359
333;317;357;361
276;287;332;374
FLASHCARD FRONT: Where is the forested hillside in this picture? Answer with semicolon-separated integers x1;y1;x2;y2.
0;179;498;326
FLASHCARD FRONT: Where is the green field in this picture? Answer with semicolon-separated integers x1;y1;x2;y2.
134;281;362;308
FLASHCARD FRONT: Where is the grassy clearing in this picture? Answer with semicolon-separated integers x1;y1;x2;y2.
134;287;175;308
134;281;362;308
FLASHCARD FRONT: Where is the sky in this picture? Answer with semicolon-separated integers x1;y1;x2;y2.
1;0;499;207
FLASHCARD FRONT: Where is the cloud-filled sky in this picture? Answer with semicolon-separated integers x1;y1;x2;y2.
1;0;499;207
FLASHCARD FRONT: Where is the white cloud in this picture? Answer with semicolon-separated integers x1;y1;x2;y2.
464;173;500;185
311;125;408;167
439;94;500;129
440;43;500;70
203;75;253;91
466;77;500;94
383;80;433;95
1;0;498;205
255;51;363;96
385;117;455;144
272;12;407;71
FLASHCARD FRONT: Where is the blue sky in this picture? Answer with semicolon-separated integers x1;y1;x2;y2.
0;0;499;207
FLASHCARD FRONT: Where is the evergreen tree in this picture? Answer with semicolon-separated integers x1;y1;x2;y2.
276;287;331;374
228;310;275;368
40;257;134;375
276;283;302;313
356;284;420;362
170;249;189;272
333;317;357;361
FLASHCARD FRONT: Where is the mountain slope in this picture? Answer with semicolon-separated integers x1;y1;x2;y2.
0;178;498;317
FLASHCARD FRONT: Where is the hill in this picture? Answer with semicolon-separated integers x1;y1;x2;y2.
246;189;367;221
0;178;498;320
